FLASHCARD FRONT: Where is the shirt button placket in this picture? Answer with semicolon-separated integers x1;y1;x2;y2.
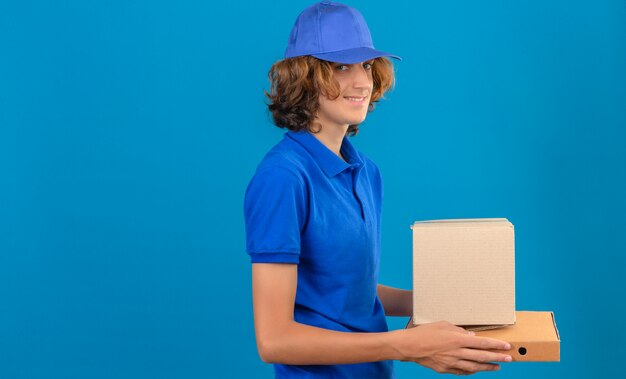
352;164;366;222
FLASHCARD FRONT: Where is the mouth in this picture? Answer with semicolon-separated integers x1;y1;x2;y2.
344;96;367;105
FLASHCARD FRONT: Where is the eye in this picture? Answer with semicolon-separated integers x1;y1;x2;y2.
335;62;374;71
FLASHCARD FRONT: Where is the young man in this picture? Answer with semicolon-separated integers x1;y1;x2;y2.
244;2;512;377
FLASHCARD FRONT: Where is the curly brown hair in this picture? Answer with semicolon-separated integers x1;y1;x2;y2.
264;56;396;136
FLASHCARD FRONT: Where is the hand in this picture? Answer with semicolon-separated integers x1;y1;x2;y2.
393;320;512;375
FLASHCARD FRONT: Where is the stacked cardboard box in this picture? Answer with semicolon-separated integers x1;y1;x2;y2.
475;311;560;361
408;218;560;362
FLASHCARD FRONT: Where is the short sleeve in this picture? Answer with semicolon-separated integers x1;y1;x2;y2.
243;166;308;264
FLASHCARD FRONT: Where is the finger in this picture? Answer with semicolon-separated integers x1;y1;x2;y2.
461;335;511;350
457;348;512;363
454;326;474;335
439;321;474;335
455;360;501;373
434;364;471;376
447;368;471;376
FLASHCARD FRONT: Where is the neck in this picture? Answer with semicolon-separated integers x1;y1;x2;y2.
310;123;349;158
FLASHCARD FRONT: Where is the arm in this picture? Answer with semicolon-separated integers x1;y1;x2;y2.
252;263;513;374
377;284;412;317
253;263;395;364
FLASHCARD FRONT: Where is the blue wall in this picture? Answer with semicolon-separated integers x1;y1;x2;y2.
1;1;624;378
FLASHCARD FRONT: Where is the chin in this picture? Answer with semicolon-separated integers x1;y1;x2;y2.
353;116;367;124
346;114;367;124
344;121;363;128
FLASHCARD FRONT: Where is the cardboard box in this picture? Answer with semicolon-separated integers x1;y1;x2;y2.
475;311;560;361
411;218;515;326
405;311;561;362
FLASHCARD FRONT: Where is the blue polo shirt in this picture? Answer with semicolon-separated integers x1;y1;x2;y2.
244;130;394;379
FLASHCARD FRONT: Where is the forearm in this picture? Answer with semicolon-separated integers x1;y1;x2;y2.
259;320;402;365
253;264;512;372
377;284;412;316
263;285;413;364
253;264;408;365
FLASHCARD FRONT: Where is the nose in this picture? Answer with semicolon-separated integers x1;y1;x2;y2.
351;63;373;91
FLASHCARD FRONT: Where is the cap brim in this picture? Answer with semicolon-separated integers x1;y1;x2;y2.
311;47;402;64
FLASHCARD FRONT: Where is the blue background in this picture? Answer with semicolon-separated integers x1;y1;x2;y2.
1;0;625;378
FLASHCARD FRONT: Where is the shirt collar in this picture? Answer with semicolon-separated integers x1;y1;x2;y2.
287;130;364;177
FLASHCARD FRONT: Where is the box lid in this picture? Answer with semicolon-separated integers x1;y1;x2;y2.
475;311;560;361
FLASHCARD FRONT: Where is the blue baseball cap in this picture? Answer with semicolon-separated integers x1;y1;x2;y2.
284;1;402;64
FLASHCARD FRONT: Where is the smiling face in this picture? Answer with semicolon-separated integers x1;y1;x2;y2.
315;60;374;132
